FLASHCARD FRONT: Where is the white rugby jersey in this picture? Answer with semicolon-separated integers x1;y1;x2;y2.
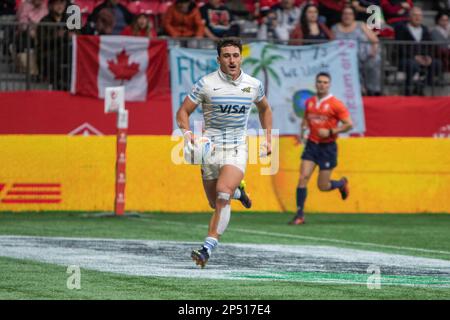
187;68;265;147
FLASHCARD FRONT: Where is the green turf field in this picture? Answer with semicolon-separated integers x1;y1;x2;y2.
0;212;449;300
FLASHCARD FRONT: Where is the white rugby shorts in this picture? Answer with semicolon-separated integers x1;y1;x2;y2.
201;144;248;180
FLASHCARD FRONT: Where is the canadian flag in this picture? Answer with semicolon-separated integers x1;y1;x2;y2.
71;35;169;101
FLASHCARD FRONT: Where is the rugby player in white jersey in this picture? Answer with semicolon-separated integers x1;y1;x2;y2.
176;38;273;268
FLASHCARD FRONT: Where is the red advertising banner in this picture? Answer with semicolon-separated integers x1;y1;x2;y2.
0;93;449;137
363;97;450;137
0;91;172;135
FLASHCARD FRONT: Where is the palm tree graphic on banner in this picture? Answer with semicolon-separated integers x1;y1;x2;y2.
243;44;283;97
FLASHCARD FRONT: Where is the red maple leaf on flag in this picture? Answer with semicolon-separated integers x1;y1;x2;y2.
107;49;140;84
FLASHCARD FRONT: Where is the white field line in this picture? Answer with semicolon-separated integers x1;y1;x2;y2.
140;218;450;256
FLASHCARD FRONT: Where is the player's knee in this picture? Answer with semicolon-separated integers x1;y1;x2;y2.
317;181;330;192
298;174;311;186
215;188;232;205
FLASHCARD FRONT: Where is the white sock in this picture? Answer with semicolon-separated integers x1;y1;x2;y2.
203;237;218;256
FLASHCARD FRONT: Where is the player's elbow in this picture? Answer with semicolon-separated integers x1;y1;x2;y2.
346;122;354;131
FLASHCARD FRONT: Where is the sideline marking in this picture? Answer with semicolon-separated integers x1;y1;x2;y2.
141;218;450;256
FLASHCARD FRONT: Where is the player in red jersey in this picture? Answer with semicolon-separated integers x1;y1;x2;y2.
290;72;353;225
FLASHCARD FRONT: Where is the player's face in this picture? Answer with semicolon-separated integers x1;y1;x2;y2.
218;45;242;80
316;76;330;96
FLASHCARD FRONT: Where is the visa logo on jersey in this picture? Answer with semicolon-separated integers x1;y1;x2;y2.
218;105;247;114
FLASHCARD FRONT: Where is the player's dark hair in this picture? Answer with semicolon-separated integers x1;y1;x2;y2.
217;38;243;56
316;72;331;81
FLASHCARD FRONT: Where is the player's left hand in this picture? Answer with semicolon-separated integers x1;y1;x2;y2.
318;128;332;138
260;141;272;157
266;141;272;156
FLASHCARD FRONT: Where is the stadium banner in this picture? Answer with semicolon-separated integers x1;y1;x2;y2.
0;91;173;135
70;36;170;101
0;136;449;213
170;40;365;135
0;91;449;137
363;96;450;137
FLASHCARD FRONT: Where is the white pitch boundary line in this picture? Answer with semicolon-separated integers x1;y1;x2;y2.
140;218;450;256
230;227;450;256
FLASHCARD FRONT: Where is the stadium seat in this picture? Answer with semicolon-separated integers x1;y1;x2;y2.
118;0;130;6
242;0;255;13
94;0;105;7
195;0;205;8
241;0;280;15
158;0;173;14
259;0;280;11
127;1;159;15
72;0;95;27
73;0;95;14
15;0;49;10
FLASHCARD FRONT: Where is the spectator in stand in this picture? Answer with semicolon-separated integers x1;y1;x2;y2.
380;0;412;28
431;12;450;71
15;0;48;75
434;0;450;16
297;0;324;23
1;0;16;15
200;0;239;41
351;0;380;21
86;0;133;35
162;0;204;38
82;7;115;35
290;3;333;44
121;13;157;38
332;6;381;95
17;0;48;28
37;0;70;90
395;7;442;96
257;0;301;41
0;0;16;57
17;0;48;36
318;0;349;28
431;11;450;45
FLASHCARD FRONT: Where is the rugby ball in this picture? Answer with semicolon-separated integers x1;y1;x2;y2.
184;136;214;164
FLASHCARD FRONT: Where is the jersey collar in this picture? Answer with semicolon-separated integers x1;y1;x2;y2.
218;68;244;86
315;94;333;105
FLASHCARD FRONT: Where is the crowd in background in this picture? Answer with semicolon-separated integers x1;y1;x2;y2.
1;0;450;95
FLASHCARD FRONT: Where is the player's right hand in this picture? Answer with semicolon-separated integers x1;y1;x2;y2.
183;130;195;145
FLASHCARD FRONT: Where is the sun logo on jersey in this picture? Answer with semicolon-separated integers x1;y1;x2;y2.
241;87;251;93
